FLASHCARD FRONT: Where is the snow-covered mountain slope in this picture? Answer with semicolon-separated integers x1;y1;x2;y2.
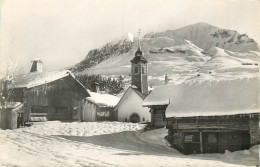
71;23;260;86
144;22;259;52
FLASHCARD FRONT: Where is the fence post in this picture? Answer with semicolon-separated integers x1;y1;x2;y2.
200;131;203;153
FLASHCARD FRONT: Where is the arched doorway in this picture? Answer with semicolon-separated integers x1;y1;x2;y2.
129;113;140;123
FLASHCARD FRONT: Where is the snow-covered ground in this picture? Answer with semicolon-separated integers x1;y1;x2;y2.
0;121;259;167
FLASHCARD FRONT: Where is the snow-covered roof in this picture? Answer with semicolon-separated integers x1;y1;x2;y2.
143;78;260;117
0;102;22;109
143;85;170;107
86;92;120;107
9;70;73;89
8;70;89;96
114;86;148;111
31;58;43;63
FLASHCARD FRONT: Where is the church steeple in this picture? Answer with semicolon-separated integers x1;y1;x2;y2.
130;29;148;94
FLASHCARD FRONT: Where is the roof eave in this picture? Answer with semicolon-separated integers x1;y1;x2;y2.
142;103;169;107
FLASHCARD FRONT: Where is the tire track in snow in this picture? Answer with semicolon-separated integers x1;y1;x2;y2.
0;129;115;167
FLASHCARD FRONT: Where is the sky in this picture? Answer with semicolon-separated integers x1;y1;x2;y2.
0;0;260;74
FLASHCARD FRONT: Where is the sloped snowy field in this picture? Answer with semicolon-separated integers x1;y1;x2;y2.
0;121;259;167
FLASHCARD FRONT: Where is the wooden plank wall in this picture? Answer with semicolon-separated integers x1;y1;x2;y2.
249;117;260;145
167;117;250;131
82;101;97;122
166;114;260;154
150;106;168;128
0;108;18;130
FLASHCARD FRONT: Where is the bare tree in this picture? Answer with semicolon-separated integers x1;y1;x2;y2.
0;56;20;108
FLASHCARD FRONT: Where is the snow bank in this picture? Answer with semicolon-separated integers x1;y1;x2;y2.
144;78;260;117
0;101;21;109
249;144;260;155
87;92;120;107
0;122;258;166
21;121;145;136
200;145;260;166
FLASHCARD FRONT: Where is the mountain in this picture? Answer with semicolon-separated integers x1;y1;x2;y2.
144;22;259;52
71;23;260;86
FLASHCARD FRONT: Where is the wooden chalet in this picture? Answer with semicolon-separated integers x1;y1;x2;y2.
8;60;90;122
144;78;260;154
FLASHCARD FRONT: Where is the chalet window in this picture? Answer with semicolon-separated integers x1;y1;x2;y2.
142;64;147;74
184;133;200;143
133;66;139;75
184;135;194;143
143;118;145;121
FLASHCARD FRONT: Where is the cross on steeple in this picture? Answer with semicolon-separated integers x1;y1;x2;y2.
137;28;141;49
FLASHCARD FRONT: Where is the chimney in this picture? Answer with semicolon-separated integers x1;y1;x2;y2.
93;82;100;93
30;58;43;72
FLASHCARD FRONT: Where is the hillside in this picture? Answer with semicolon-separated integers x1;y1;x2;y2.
71;22;260;86
145;22;259;52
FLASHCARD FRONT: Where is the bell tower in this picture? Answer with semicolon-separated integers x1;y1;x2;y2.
130;29;148;94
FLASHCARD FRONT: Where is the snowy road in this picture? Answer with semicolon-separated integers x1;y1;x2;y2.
0;121;259;167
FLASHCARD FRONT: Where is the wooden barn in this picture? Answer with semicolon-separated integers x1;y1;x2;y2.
144;78;260;154
8;60;90;122
82;91;120;122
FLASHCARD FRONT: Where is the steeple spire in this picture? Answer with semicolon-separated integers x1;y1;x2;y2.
137;28;141;50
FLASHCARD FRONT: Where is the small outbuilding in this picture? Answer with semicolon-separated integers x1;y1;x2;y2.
82;91;120;122
0;102;24;130
143;79;171;128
